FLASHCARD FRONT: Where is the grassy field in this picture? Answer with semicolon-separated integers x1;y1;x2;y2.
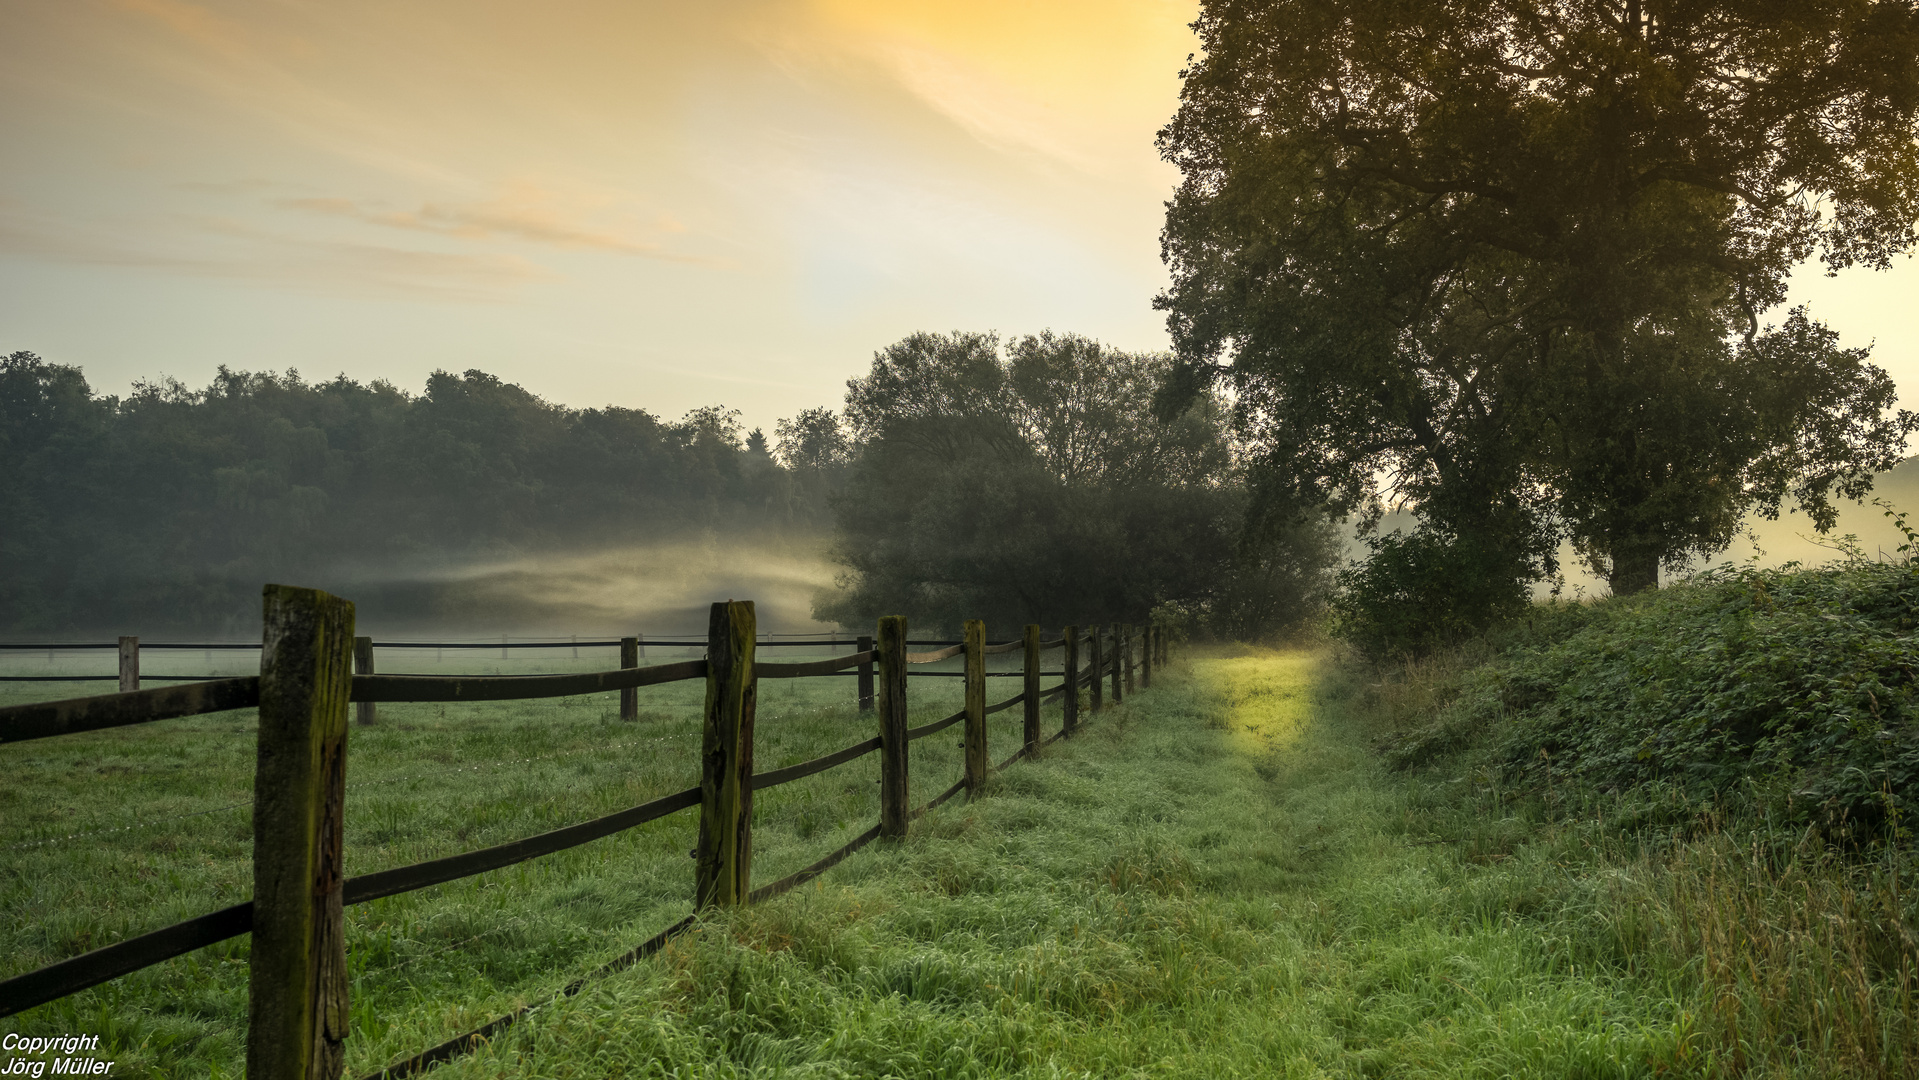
0;647;1037;1077
385;647;1715;1079
8;642;1907;1077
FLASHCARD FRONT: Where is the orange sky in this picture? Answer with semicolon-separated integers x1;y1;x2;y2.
1;0;1912;433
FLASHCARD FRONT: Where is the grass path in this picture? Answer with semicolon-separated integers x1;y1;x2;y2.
433;649;1696;1079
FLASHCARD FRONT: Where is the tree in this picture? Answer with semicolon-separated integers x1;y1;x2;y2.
816;330;1337;637
1158;0;1919;594
0;357;800;633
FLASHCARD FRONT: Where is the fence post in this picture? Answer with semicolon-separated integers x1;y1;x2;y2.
620;636;639;721
353;637;376;726
1022;624;1041;752
695;601;756;909
857;634;875;713
1141;623;1153;690
1061;625;1079;735
248;584;354;1080
118;636;139;693
1088;624;1104;714
1124;626;1138;696
963;620;987;799
1107;626;1122;704
877;615;909;840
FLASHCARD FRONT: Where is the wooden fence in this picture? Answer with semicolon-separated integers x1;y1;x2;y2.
0;584;1171;1080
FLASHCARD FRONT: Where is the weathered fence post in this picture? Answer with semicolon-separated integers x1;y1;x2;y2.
1088;624;1104;714
118;636;138;693
1061;625;1080;735
696;601;756;909
248;584;354;1080
1110;626;1124;704
619;636;639;721
1023;624;1041;752
877;615;909;839
857;634;875;713
353;637;376;726
963;620;987;799
1122;626;1136;696
1141;623;1153;690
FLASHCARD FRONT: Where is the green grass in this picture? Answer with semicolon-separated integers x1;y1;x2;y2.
360;650;1707;1079
11;642;1902;1077
0;650;1033;1077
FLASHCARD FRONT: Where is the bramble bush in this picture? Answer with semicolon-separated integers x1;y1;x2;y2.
1382;558;1919;840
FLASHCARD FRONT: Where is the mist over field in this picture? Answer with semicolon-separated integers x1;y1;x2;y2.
1345;458;1919;600
327;533;843;638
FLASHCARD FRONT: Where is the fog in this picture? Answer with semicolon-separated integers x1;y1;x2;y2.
331;535;845;639
1348;458;1919;600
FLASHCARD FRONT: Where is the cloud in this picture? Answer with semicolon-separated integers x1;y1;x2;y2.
279;185;726;266
0;212;549;301
110;0;260;62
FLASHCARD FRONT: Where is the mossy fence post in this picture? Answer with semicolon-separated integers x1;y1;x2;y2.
248;584;354;1080
1087;623;1103;714
1109;626;1124;705
1061;625;1080;735
1141;624;1152;690
1122;626;1136;696
876;615;909;839
353;636;376;727
963;619;988;799
857;633;875;713
619;636;640;721
696;601;756;909
118;636;138;693
1022;624;1041;752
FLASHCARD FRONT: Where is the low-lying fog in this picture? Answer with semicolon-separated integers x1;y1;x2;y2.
329;534;844;640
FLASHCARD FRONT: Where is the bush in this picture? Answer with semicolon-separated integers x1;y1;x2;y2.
1330;527;1533;658
1385;559;1919;842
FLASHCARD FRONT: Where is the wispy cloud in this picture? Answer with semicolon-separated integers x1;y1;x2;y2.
0;212;549;301
278;184;726;266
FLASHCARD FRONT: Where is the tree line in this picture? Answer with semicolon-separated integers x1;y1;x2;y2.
0;355;820;635
0;340;1339;639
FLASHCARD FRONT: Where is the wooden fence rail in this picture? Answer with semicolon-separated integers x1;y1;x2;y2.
0;585;1170;1080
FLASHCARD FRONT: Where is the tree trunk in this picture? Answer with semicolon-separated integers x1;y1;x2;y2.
1607;548;1659;596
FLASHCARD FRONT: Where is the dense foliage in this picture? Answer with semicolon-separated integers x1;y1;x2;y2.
813;331;1339;637
1158;0;1919;595
1381;556;1919;839
0;351;813;634
1330;526;1535;658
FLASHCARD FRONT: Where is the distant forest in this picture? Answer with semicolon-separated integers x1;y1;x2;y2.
2;339;1340;641
0;352;832;635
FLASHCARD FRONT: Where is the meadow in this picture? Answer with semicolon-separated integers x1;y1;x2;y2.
0;645;1033;1077
6;632;1914;1077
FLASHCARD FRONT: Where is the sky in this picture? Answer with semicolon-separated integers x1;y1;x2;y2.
0;0;1198;435
1;0;1914;440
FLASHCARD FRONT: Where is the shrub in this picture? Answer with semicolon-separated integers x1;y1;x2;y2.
1330;527;1533;659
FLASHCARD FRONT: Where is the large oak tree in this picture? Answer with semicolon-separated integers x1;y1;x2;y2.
1158;0;1919;593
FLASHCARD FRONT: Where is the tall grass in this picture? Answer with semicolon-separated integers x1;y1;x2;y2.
1365;630;1919;1080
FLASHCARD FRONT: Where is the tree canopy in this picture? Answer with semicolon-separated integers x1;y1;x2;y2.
0;352;816;634
1158;0;1919;594
815;331;1339;637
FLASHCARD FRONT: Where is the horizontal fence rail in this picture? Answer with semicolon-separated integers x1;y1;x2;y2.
0;589;1171;1080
